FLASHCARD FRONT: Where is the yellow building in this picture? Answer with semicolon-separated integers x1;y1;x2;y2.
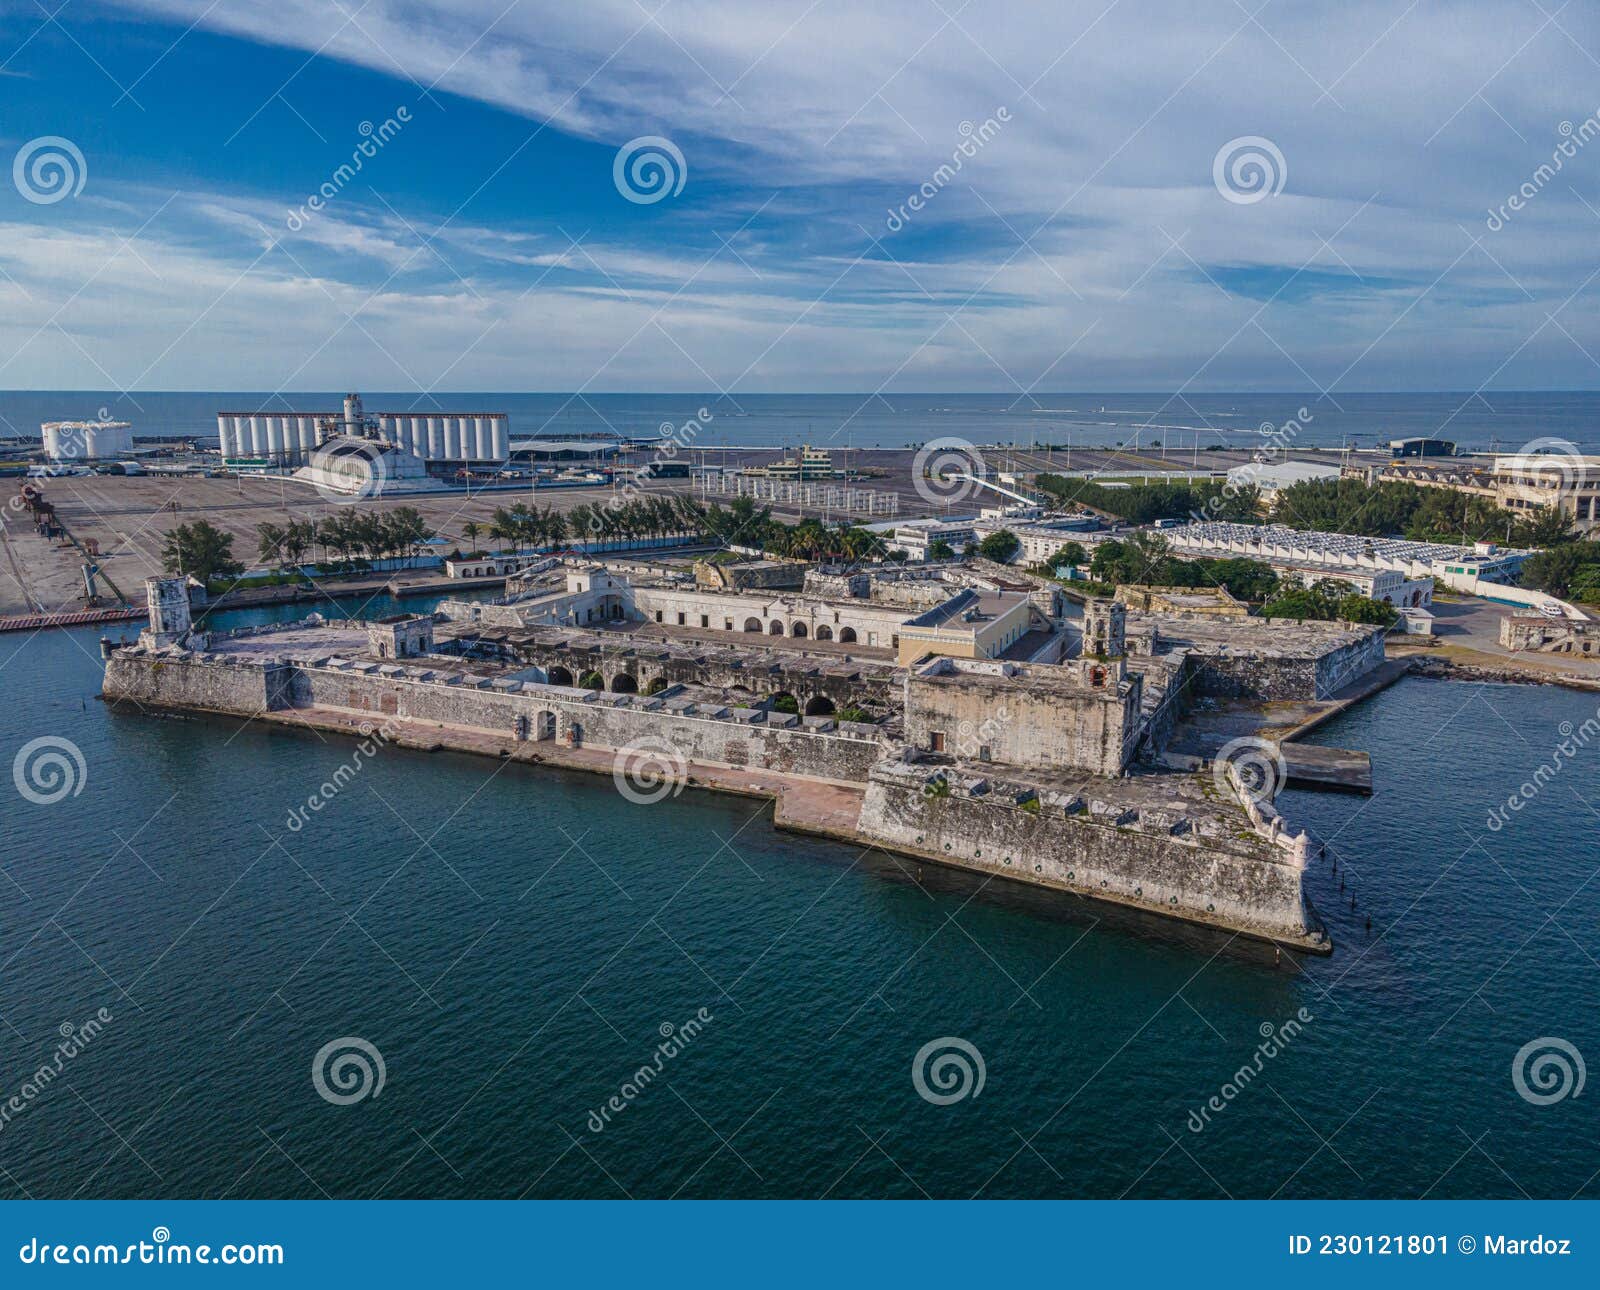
895;589;1048;665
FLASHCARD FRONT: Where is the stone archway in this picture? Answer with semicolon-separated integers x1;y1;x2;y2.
804;695;835;716
791;621;808;638
611;673;638;693
768;620;785;635
743;617;763;632
768;691;800;715
815;624;834;641
838;627;857;643
547;665;574;687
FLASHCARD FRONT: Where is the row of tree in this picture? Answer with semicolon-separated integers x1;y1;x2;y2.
1265;477;1574;548
257;508;434;570
1034;474;1263;525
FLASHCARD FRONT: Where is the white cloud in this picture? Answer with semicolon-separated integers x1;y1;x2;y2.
6;0;1598;389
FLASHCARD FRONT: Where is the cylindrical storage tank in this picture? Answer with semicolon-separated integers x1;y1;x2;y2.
444;417;460;459
426;417;441;459
343;392;364;436
216;415;229;454
492;418;508;461
232;416;247;458
298;416;314;454
248;416;263;456
474;417;489;460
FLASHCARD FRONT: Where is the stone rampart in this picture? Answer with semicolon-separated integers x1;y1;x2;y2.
857;763;1321;947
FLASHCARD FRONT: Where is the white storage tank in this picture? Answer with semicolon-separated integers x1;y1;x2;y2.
41;420;134;461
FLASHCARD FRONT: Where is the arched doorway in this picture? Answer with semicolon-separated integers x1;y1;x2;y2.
815;624;833;641
768;620;785;635
743;617;763;632
611;673;638;693
838;627;857;643
804;695;835;716
791;621;808;638
579;669;606;691
547;665;574;687
768;691;800;715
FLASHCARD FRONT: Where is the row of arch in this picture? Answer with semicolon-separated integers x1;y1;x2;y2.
739;616;857;642
539;664;842;716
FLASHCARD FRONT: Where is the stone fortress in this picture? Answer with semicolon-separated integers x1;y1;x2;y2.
102;556;1391;953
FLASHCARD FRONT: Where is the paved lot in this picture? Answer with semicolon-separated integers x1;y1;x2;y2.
0;461;947;616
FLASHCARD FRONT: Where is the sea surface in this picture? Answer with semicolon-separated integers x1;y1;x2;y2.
3;390;1598;454
1;594;1596;1199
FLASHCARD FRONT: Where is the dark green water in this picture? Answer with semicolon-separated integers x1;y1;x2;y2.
1;603;1596;1198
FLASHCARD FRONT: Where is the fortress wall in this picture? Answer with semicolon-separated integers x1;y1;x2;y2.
294;668;883;783
105;652;885;785
1315;630;1388;696
857;770;1318;945
901;671;1137;775
103;653;290;715
1189;654;1320;702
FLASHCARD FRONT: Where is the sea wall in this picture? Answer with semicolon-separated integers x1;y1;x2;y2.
1187;628;1385;701
102;651;291;714
857;764;1321;947
103;652;885;786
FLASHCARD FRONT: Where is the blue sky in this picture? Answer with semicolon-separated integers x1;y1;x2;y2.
1;0;1598;394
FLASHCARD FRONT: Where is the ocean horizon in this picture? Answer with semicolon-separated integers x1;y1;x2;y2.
3;389;1598;454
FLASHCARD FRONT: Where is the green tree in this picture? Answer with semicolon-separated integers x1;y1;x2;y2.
162;520;241;585
1520;541;1600;599
978;529;1020;562
927;538;955;561
1336;594;1399;626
